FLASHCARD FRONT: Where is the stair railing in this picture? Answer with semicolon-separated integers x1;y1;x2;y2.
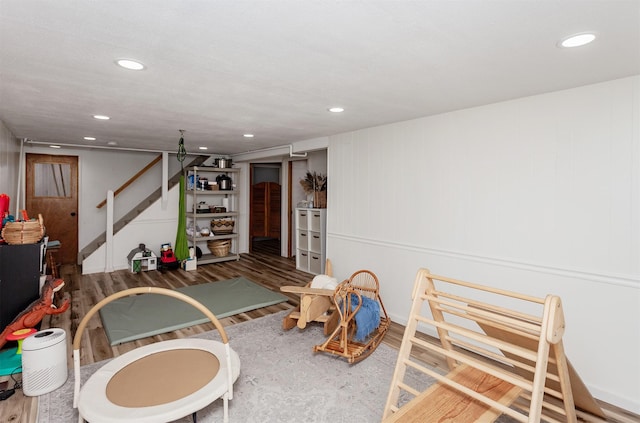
96;154;163;208
98;153;163;272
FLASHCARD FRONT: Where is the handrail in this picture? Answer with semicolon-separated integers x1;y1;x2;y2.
96;154;163;208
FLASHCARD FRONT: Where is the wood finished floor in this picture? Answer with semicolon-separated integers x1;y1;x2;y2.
0;239;637;423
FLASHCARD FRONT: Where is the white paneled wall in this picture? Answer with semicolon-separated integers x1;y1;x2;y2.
327;76;639;413
0;122;20;202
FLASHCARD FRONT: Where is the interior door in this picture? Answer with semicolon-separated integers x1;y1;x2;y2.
250;181;281;239
267;182;281;238
26;153;79;265
251;182;267;238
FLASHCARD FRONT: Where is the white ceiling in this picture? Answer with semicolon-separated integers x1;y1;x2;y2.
1;1;638;156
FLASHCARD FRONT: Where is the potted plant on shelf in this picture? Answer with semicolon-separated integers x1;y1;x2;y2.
300;171;327;208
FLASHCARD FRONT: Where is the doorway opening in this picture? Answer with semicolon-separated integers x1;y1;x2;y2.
249;163;282;256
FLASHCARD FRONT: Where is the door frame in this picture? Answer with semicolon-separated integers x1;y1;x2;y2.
25;153;79;265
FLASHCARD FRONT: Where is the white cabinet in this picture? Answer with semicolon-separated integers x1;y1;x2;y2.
295;208;326;275
186;166;240;266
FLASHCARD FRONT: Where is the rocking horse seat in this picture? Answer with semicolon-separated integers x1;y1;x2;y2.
280;261;340;335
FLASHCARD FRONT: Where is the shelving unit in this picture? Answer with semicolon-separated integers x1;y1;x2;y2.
186;166;240;266
295;208;326;275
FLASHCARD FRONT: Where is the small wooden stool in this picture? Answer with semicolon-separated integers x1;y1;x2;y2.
46;241;61;278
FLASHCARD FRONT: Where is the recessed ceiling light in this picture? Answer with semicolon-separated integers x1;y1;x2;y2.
84;136;96;141
49;145;61;149
243;134;254;138
328;107;344;113
199;146;208;150
559;33;596;48
93;115;110;120
116;59;145;70
107;141;118;146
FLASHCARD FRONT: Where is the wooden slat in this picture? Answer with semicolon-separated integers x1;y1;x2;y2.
279;286;335;296
382;268;605;423
383;364;523;423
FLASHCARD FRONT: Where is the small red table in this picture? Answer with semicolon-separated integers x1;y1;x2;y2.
5;328;37;354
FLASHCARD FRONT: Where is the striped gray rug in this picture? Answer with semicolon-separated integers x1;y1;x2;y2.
38;311;434;422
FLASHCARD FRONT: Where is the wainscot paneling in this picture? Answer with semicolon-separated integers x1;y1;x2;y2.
326;76;639;414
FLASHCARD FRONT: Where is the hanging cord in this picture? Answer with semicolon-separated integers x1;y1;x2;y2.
0;367;22;401
177;129;187;169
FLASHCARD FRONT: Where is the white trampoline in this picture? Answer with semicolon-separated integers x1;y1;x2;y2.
72;287;241;423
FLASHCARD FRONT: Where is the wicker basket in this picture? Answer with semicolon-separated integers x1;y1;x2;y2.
314;191;327;208
1;214;45;245
210;218;234;235
207;239;231;257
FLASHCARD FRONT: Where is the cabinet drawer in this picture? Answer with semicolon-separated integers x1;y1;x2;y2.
309;211;322;232
296;249;309;271
309;231;322;253
309;253;323;274
297;231;309;248
297;210;308;230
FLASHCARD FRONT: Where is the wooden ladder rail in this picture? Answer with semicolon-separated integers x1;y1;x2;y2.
382;268;604;423
96;154;163;208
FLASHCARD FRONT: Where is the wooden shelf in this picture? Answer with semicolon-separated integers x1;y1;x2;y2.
192;166;239;173
197;252;240;264
187;212;239;218
192;233;237;242
187;189;238;195
187;166;240;267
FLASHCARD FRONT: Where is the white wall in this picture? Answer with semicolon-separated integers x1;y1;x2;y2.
21;145;190;251
81;184;180;274
0;122;20;206
327;76;639;413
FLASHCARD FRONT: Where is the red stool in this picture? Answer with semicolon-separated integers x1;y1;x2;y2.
6;328;37;354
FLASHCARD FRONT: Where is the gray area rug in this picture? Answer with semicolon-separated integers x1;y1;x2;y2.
38;311;436;422
99;277;288;345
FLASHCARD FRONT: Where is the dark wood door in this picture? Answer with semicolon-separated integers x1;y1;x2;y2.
26;154;79;265
251;183;267;238
250;182;281;239
268;183;281;238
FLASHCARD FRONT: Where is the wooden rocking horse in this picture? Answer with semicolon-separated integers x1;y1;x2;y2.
281;265;390;363
313;269;390;364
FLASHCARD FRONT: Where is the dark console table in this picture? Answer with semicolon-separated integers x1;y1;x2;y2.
0;243;41;335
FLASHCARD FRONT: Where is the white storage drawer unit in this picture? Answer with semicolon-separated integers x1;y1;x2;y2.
309;232;322;252
295;208;326;275
309;252;323;274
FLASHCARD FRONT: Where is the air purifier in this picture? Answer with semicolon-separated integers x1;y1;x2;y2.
21;328;68;396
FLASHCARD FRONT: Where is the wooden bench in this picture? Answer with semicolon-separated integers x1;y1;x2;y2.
382;269;605;423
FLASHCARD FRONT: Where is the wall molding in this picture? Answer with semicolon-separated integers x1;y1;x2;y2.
329;232;639;289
